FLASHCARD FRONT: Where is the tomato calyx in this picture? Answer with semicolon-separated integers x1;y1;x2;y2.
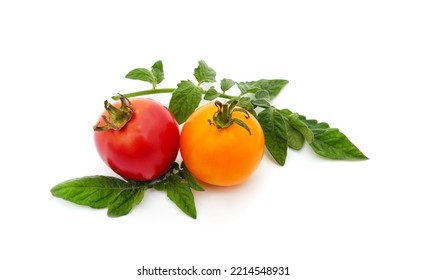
208;100;252;135
93;95;134;131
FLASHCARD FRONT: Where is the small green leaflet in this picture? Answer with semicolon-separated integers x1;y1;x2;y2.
281;109;314;143
169;80;203;124
285;122;305;150
151;60;165;84
237;82;260;94
255;89;270;100
257;108;288;165
194;60;216;84
50;176;146;217
220;78;235;92
300;116;368;160
125;60;164;89
281;109;368;160
234;97;256;117
248;79;288;99
204;86;221;101
237;79;288;99
251;98;271;108
166;175;197;219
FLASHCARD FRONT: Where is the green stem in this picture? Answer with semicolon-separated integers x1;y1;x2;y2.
112;88;234;100
111;88;175;100
218;93;234;99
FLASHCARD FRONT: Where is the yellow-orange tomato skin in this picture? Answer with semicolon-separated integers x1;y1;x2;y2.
180;103;265;187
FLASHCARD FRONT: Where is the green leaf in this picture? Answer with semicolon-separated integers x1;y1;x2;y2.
125;68;154;83
281;109;314;143
298;115;368;160
234;97;256;117
181;163;204;191
255;89;270;100
151;60;164;85
194;60;216;84
169;80;203;124
125;60;164;89
166;175;197;219
204;86;221;101
220;78;235;92
285;122;305;150
237;82;261;94
151;180;166;191
50;176;145;217
107;188;145;217
282;109;367;160
251;98;271;108
247;79;289;99
257;108;288;165
281;108;292;116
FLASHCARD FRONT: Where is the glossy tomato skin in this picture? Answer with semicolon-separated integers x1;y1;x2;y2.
94;98;179;181
180;103;265;186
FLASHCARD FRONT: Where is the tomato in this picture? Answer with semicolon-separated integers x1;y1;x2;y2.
94;97;179;181
180;101;265;186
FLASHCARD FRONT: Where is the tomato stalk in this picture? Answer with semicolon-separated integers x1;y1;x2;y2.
111;88;235;101
111;88;175;100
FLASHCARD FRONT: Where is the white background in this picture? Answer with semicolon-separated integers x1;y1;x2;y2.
1;0;425;279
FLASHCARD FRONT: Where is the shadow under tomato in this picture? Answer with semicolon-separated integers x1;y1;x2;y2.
196;179;248;194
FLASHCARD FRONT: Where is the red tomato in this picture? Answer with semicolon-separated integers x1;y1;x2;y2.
94;97;179;181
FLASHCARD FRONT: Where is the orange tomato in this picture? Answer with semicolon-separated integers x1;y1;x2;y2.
180;102;265;186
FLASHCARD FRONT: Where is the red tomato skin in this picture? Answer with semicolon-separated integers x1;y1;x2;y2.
94;98;179;181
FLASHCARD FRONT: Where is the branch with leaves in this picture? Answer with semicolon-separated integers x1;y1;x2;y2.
114;60;367;165
51;60;368;219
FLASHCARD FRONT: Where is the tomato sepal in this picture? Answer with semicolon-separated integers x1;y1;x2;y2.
93;95;133;131
208;100;252;136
